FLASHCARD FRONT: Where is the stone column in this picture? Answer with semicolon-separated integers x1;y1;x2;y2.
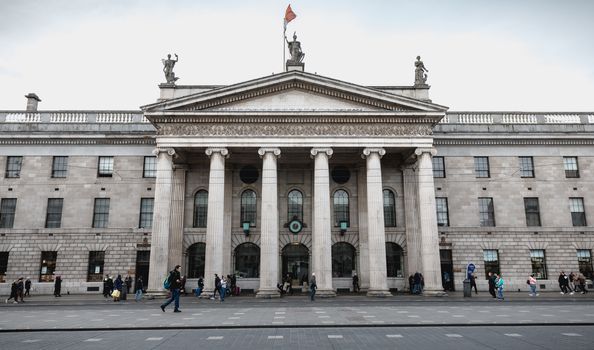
256;147;281;298
168;164;187;269
402;165;422;281
362;148;391;297
415;148;444;295
202;148;229;297
310;148;336;297
356;166;370;291
147;147;175;294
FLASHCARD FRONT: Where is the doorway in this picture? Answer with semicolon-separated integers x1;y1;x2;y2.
281;244;309;287
440;249;454;292
135;251;150;292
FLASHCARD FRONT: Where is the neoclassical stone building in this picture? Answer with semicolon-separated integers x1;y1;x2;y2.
0;64;592;296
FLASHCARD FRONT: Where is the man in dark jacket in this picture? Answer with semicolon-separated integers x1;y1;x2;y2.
24;278;31;297
160;265;182;313
488;272;496;298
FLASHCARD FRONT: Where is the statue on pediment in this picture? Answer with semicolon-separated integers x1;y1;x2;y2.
414;56;428;86
162;53;179;84
286;32;305;64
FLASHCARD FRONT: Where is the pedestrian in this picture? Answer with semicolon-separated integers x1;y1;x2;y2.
196;276;204;296
125;275;132;294
220;275;228;302
180;275;187;295
24;278;31;297
408;275;414;294
419;273;425;294
577;273;588;294
487;272;496;298
528;273;538;296
558;271;572;295
413;272;421;294
231;274;237;295
106;275;114;296
470;272;478;294
211;274;221;300
160;265;182;313
135;276;144;302
283;274;292;294
442;271;451;292
352;273;360;293
495;273;504;300
102;275;109;297
569;272;576;293
6;279;18;304
16;277;25;302
113;275;123;302
53;275;62;297
309;273;317;301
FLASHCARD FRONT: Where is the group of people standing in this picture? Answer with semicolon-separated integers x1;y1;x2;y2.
408;272;425;295
487;272;505;300
5;277;32;303
103;274;144;302
558;271;588;295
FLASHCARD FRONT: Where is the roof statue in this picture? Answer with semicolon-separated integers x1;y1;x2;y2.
414;56;428;86
285;32;305;65
162;53;179;84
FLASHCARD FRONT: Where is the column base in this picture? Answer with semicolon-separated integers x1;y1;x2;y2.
366;289;392;298
144;290;169;299
255;289;281;299
315;289;336;298
422;289;448;297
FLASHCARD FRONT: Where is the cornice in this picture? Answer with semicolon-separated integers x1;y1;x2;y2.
434;138;594;145
146;115;442;124
0;138;156;145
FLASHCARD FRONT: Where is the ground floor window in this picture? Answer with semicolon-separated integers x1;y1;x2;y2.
187;243;206;278
483;249;500;278
39;251;57;282
530;249;547;279
332;242;355;277
235;243;259;278
282;244;309;283
577;249;593;279
87;251;105;282
0;252;8;283
386;243;403;277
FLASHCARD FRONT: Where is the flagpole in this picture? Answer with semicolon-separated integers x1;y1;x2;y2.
282;21;286;72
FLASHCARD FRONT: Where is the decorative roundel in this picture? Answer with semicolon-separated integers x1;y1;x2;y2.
331;166;350;184
289;219;303;234
239;165;259;184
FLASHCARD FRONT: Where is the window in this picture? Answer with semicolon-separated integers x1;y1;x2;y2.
240;190;257;226
436;197;449;227
563;157;579;178
143;156;157;178
234;243;260;278
530;249;547;279
570;197;586;226
432;156;445;178
97;156;114;177
577;250;593;279
474;156;490;178
483;250;500;278
193;190;208;228
0;252;8;283
478;197;495;227
383;189;396;227
333;189;349;227
39;251;57;282
519;156;534;178
287;189;303;221
139;198;154;228
87;251;105;282
5;156;22;178
0;198;17;228
523;197;541;227
332;242;356;277
386;243;404;277
187;243;206;278
51;156;68;178
45;198;64;228
92;198;110;228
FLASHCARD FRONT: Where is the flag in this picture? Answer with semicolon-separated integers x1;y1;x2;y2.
284;4;297;31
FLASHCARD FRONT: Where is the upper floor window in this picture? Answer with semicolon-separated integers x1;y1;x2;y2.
5;156;22;178
436;197;449;227
0;198;17;228
143;156;157;178
383;189;396;227
92;198;110;228
523;197;541;227
432;157;445;178
45;198;64;228
474;156;490;178
333;189;349;227
519;156;534;178
139;198;154;229
241;190;257;227
478;197;495;227
193;190;208;228
97;156;114;177
569;197;586;226
577;249;593;279
51;156;68;178
287;189;303;221
563;157;579;178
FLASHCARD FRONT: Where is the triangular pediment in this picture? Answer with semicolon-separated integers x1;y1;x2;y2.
142;71;448;114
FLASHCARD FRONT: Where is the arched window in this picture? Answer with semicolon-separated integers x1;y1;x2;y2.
193;190;208;228
333;189;349;227
235;243;260;278
332;242;356;277
287;189;303;221
383;189;396;227
241;190;257;226
187;243;206;278
386;242;404;278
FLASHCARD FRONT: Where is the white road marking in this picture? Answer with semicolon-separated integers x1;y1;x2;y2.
372;320;385;323
22;340;41;343
505;334;522;337
228;317;240;319
183;317;195;320
85;338;102;342
192;313;203;316
272;321;284;324
274;316;285;319
407;315;419;318
234;312;245;315
495;315;510;317
146;337;163;341
328;335;343;339
207;336;224;340
275;312;285;314
321;321;335;324
318;315;330;318
363;315;375;318
562;333;582;337
397;311;409;314
356;311;367;314
315;311;326;314
541;314;554;317
445;334;463;338
386;334;403;338
268;335;284;339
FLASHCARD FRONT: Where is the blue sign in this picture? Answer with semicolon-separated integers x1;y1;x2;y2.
466;263;476;280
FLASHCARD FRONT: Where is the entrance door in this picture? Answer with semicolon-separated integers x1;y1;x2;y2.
282;244;309;286
440;249;454;292
135;251;150;292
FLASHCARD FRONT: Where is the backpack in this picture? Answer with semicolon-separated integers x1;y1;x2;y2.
163;273;172;290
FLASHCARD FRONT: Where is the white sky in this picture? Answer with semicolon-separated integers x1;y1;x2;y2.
1;0;593;111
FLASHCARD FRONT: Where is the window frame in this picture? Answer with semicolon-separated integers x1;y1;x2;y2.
569;197;587;227
234;242;260;278
478;197;496;227
385;242;404;278
139;198;154;229
474;156;490;178
187;243;206;278
435;197;449;227
523;197;541;227
333;189;350;227
97;156;114;177
240;189;257;227
39;251;57;282
51;156;68;178
331;242;356;278
519;156;535;178
0;251;8;283
432;156;445;178
143;156;157;178
87;251;105;282
92;198;110;228
287;189;304;222
483;249;500;279
530;249;547;279
5;156;22;178
383;189;396;227
45;198;64;228
563;156;579;178
0;198;17;229
577;249;593;279
193;190;208;228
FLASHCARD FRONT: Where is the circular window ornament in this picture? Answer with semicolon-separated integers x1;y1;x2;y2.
331;166;350;184
239;165;259;184
289;219;303;234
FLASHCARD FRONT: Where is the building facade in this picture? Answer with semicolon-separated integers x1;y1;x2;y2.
0;68;593;296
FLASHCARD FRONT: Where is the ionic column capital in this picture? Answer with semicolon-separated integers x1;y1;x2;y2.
310;147;333;159
258;147;281;158
361;148;386;159
205;147;229;158
414;147;437;157
152;147;176;157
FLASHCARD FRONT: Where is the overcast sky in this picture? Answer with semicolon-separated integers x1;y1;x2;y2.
1;0;593;111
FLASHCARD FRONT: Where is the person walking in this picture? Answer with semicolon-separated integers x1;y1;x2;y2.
160;265;182;313
16;278;25;302
106;275;114;296
6;279;18;304
488;272;497;298
470;272;478;294
211;274;221;300
125;275;132;294
352;273;360;293
569;272;576;293
135;276;144;302
309;273;317;301
495;273;504;300
558;271;572;295
219;275;227;302
196;276;204;296
53;275;62;297
528;273;538;296
24;278;31;297
113;275;123;302
577;273;588;294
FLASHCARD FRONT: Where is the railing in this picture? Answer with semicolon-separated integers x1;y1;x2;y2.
443;112;594;124
0;111;146;123
5;113;41;123
50;112;87;123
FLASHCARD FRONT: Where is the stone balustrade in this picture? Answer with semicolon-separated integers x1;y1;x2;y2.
0;111;146;123
442;112;594;124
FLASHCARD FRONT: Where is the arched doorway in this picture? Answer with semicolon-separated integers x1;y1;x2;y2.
187;243;206;278
282;244;309;286
332;242;356;277
234;243;260;278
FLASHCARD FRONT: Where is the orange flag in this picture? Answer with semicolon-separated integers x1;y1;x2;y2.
284;4;297;31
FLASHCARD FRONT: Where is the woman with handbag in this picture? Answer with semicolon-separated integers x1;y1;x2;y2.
113;275;123;302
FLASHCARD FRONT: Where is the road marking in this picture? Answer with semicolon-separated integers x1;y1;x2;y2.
420;320;435;323
234;312;245;315
22;340;41;343
518;310;530;313
150;314;161;316
146;337;163;341
562;333;582;337
85;338;102;342
328;335;343;339
318;315;330;318
207;336;224;340
505;334;522;337
91;319;104;322
137;318;148;321
228;317;240;319
315;311;326;314
275;312;285;314
221;322;234;325
541;314;554;317
452;315;464;318
386;334;403;338
445;334;462;338
372;320;385;323
274;316;285;319
407;315;419;318
363;315;375;318
356;311;367;314
65;315;78;318
107;314;119;317
183;317;195;320
268;335;284;339
495;315;510;317
272;321;284;324
192;313;203;316
397;311;408;314
322;321;335;324
437;310;449;313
